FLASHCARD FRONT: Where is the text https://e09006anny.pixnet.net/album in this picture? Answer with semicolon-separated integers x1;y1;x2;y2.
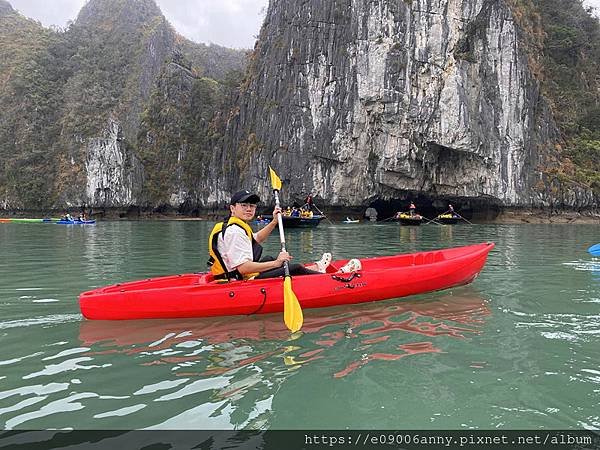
300;430;598;448
1;430;599;449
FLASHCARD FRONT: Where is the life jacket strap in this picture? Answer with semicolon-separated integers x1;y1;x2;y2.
213;270;243;281
209;217;242;281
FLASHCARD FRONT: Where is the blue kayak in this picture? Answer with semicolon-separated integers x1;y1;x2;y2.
588;243;600;256
56;219;96;225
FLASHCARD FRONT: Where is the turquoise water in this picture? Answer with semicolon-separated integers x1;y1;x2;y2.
0;221;599;431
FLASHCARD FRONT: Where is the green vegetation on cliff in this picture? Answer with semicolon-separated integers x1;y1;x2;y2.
136;56;238;205
0;8;64;207
540;1;600;191
0;0;246;209
511;0;600;191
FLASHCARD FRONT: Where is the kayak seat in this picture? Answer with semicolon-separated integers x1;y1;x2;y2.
204;274;215;283
205;274;230;284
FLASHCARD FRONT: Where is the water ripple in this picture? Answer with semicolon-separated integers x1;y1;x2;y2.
0;352;44;366
93;404;147;419
2;222;600;430
23;357;112;380
0;314;81;330
5;392;98;429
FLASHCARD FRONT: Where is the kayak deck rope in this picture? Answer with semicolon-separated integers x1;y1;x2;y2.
247;288;268;316
331;272;362;290
331;273;361;283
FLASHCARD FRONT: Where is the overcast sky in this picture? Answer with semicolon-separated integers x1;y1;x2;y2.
9;0;269;49
7;0;600;50
586;0;600;13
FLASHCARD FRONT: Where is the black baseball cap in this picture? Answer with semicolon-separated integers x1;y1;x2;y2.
230;190;260;205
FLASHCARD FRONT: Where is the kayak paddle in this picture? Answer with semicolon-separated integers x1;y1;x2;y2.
588;243;600;256
269;166;303;333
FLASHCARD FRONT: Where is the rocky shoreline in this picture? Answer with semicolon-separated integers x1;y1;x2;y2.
1;207;600;224
492;209;600;224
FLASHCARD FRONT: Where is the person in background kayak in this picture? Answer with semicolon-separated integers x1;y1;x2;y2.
408;202;417;216
208;190;339;281
304;193;314;208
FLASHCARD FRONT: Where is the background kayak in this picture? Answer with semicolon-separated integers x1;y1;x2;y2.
588;243;600;256
260;214;324;228
55;220;96;225
0;218;61;223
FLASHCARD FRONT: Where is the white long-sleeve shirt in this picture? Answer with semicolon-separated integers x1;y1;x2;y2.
216;225;256;272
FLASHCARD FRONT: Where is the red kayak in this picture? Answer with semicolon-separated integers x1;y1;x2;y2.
79;242;494;320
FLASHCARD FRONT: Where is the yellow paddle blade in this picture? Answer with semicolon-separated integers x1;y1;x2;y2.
283;276;303;333
283;356;306;366
269;166;282;191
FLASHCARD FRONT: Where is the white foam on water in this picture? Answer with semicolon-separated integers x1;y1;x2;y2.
134;379;189;396
0;314;80;330
23;358;111;379
43;348;91;361
540;331;578;342
0;396;48;416
148;333;176;347
0;382;69;400
175;340;202;348
4;392;98;429
155;377;230;402
0;352;44;366
93;404;147;419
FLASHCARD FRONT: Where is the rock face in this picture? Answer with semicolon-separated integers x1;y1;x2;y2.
0;0;246;211
85;119;143;206
1;0;598;212
223;0;576;208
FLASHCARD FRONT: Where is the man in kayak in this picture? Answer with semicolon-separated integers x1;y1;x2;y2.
209;190;342;281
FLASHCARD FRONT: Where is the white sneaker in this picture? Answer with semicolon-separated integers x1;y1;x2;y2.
315;252;332;273
339;258;361;273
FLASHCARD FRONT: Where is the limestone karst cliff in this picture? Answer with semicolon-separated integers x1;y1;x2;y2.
0;0;599;213
222;0;598;210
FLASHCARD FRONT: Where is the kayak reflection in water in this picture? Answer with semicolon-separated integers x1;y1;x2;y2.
207;190;361;281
